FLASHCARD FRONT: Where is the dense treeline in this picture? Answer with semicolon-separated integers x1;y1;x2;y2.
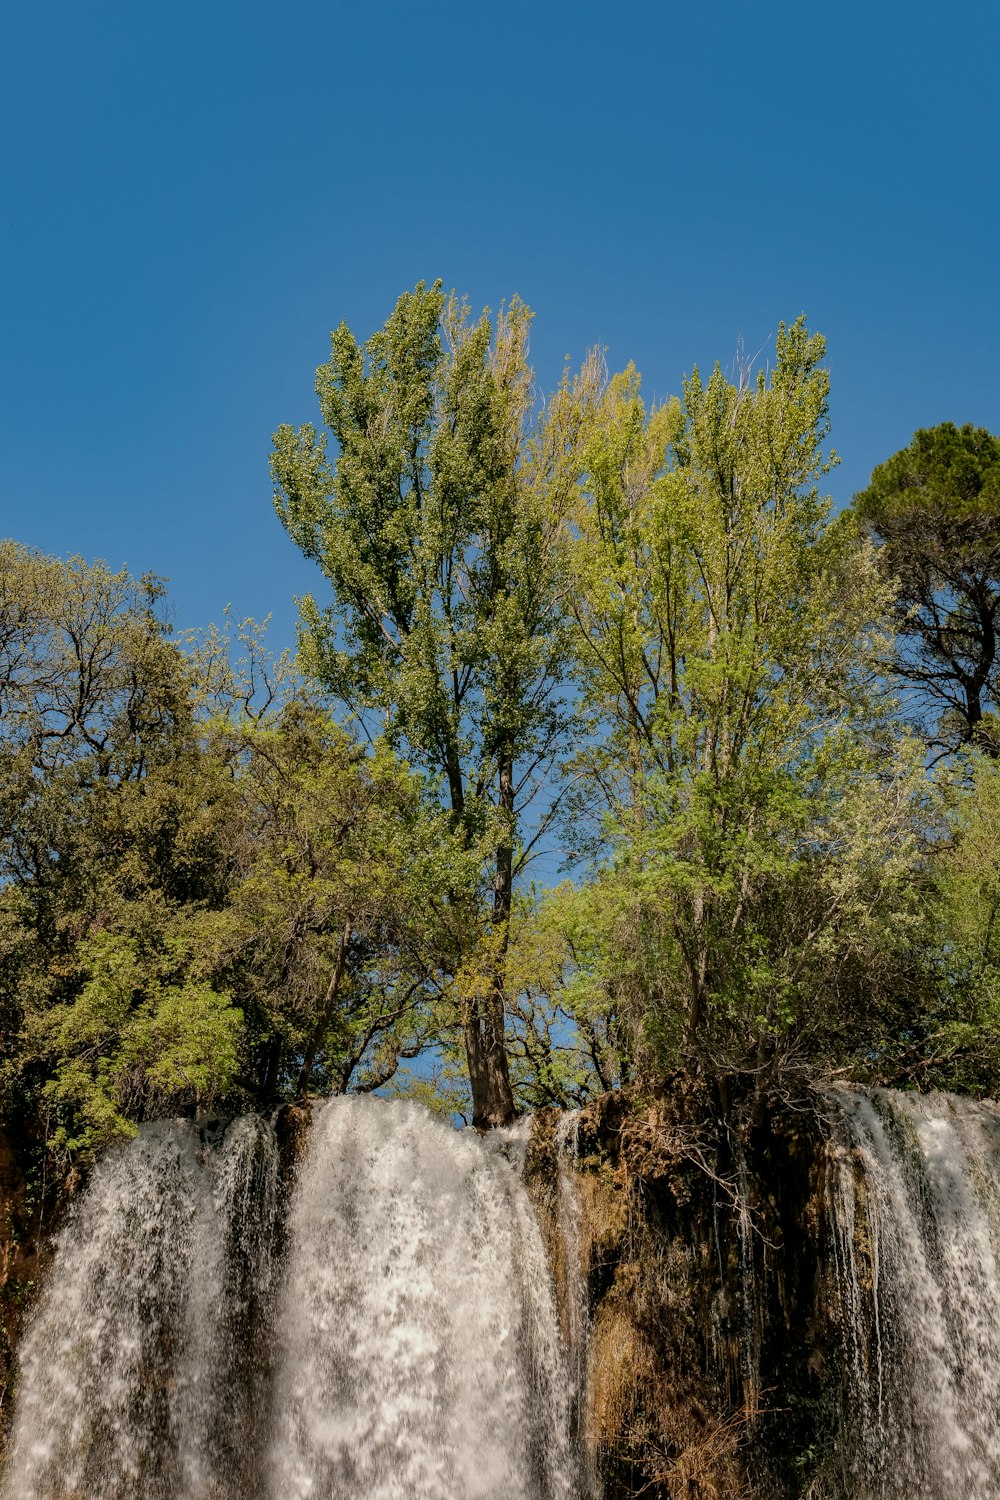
2;284;1000;1169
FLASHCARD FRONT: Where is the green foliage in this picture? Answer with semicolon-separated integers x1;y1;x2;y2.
0;541;187;778
560;323;937;1082
851;422;1000;754
7;298;1000;1159
0;543;240;1154
35;930;242;1154
920;753;1000;1090
270;282;591;813
0;547;458;1160
271;281;601;1125
201;702;465;1101
500;886;623;1108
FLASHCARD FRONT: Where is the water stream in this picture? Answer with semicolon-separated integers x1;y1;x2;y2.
3;1099;576;1500
11;1087;1000;1498
5;1114;280;1500
827;1088;1000;1498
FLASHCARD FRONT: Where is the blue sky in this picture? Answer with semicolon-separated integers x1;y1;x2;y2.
2;0;997;652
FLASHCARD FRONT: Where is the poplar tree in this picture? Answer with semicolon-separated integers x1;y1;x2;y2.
561;322;931;1082
271;282;596;1126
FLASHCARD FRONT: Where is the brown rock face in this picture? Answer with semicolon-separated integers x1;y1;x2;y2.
524;1076;846;1500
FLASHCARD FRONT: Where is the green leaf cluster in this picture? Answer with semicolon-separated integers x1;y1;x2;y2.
8;293;1000;1158
556;323;938;1082
851;422;1000;754
0;547;465;1160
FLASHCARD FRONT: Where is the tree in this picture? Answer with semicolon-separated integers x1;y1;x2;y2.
270;282;598;1126
851;422;1000;756
559;322;934;1086
0;542;186;780
502;882;633;1107
919;752;1000;1093
201;701;462;1105
0;549;453;1159
0;545;245;1155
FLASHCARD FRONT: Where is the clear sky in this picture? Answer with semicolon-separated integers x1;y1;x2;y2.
3;0;997;650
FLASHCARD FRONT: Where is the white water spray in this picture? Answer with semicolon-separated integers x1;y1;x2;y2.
828;1088;1000;1499
4;1114;280;1500
3;1100;577;1500
269;1097;576;1500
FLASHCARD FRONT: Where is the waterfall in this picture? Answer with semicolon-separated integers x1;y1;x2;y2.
553;1112;599;1500
4;1114;280;1500
23;1084;1000;1500
827;1087;1000;1499
269;1097;575;1500
3;1099;578;1500
554;1112;589;1414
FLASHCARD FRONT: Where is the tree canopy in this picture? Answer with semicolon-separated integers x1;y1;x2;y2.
850;422;1000;756
4;293;1000;1178
0;550;457;1158
271;281;599;1126
551;325;934;1086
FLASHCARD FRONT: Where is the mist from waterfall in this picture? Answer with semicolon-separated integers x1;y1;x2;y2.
3;1099;577;1500
828;1088;1000;1499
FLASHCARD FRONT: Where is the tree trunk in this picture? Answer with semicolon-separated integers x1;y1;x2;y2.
297;918;352;1100
465;1000;515;1129
964;590;997;754
465;752;517;1129
260;1038;282;1104
685;887;709;1049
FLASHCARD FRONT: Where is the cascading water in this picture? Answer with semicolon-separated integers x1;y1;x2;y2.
4;1114;280;1500
3;1099;578;1500
554;1113;589;1413
24;1084;1000;1500
827;1087;1000;1499
269;1097;575;1500
553;1113;599;1500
